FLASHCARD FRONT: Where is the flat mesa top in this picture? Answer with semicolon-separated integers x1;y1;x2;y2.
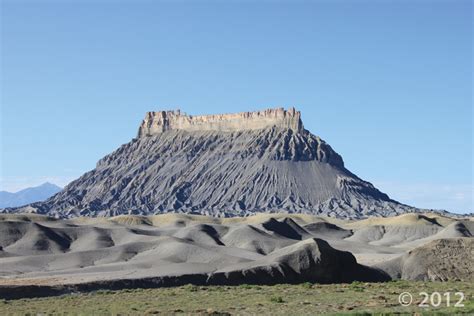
137;107;304;137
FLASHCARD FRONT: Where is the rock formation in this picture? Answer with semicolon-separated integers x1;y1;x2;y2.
376;237;474;281
4;107;420;218
208;238;389;284
137;107;303;137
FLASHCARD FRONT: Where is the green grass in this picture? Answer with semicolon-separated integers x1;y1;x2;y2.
0;281;472;315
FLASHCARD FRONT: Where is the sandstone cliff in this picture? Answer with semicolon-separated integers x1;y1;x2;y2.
137;107;303;137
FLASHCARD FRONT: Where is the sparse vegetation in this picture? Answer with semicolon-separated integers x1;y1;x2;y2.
270;295;284;303
184;284;199;292
349;281;365;292
0;281;472;315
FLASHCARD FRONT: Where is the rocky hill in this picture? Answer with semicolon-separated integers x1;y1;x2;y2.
6;107;419;218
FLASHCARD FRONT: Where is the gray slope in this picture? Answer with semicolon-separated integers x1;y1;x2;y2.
6;128;415;218
0;215;390;293
208;238;389;284
0;213;473;298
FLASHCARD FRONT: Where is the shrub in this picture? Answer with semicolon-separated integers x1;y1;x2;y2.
349;281;365;292
270;296;284;303
184;284;199;292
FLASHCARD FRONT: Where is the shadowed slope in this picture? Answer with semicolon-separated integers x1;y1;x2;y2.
304;222;353;239
208;238;390;284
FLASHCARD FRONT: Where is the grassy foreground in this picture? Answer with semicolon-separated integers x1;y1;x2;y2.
0;281;472;315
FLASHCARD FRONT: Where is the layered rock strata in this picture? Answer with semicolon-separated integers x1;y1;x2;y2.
137;107;303;137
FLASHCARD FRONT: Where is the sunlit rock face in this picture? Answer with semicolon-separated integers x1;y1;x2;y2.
137;107;303;137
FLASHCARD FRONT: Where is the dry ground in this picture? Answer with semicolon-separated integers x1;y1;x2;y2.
0;281;472;315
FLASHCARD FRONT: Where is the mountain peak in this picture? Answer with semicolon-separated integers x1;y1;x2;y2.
0;182;61;209
137;107;304;137
39;182;61;189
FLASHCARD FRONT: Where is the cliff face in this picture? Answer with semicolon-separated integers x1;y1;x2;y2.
137;107;303;137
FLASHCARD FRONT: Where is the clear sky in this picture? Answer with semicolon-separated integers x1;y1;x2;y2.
1;0;472;213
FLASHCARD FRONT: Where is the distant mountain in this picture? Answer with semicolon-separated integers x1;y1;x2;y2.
6;108;421;219
0;182;62;208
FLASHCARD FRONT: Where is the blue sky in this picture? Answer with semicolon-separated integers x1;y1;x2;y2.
1;0;472;213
